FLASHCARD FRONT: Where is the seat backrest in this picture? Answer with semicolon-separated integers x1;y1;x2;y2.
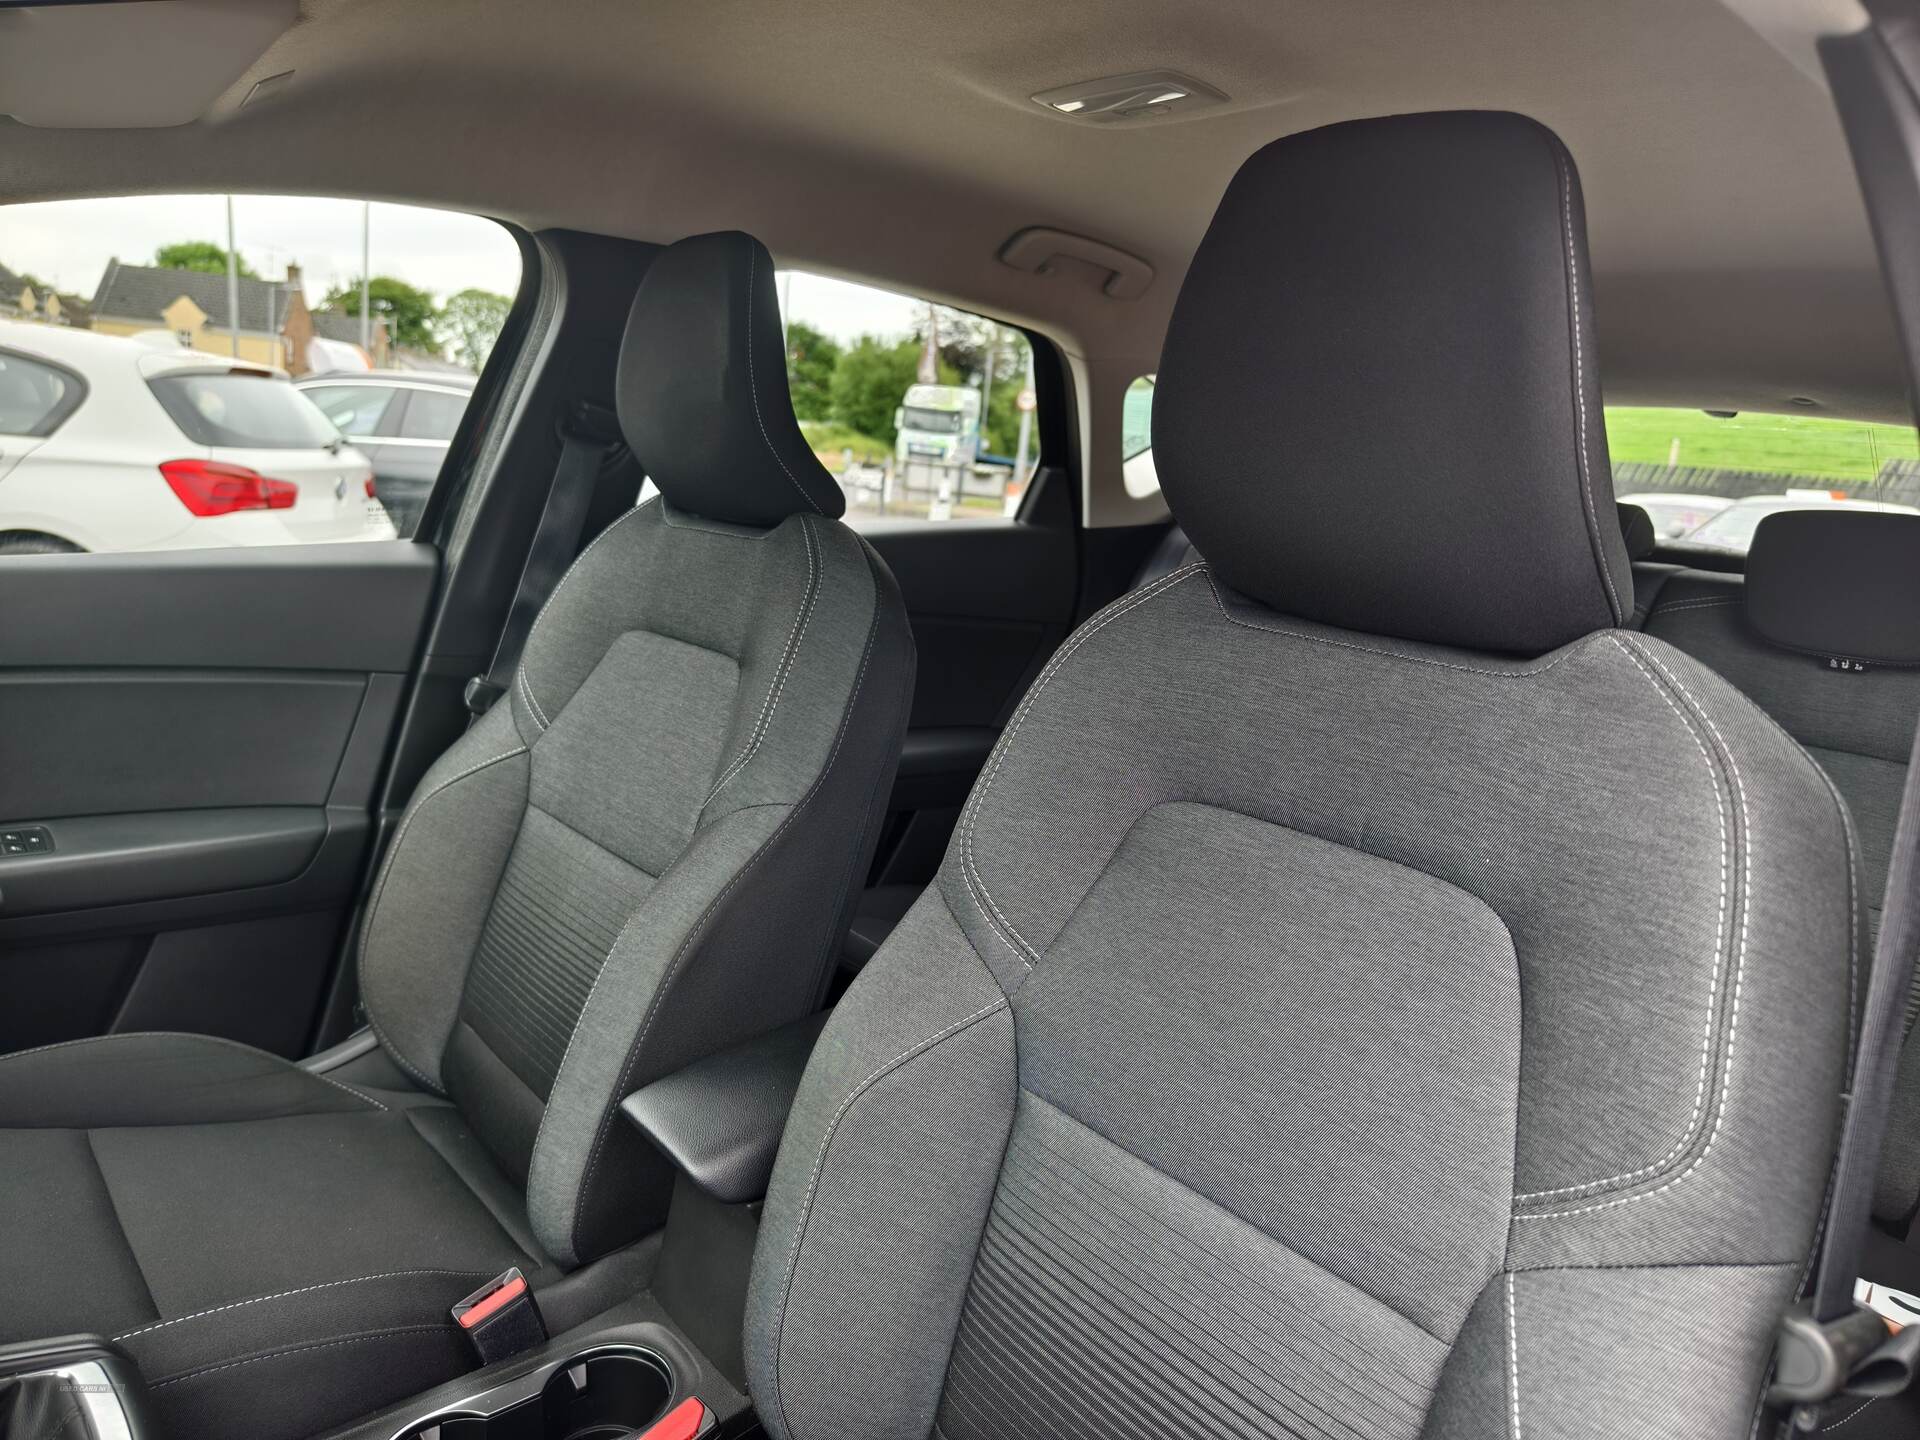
743;113;1854;1440
1644;510;1920;945
1642;510;1920;1228
358;231;914;1268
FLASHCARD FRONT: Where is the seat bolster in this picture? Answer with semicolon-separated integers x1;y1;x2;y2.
0;1031;387;1127
358;696;532;1093
743;892;1014;1440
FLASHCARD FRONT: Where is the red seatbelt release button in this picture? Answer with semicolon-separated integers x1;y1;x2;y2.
450;1267;545;1364
636;1396;713;1440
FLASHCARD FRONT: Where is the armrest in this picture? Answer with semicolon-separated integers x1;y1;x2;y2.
620;1012;829;1205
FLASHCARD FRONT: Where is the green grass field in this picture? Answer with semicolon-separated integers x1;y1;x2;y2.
1603;407;1919;485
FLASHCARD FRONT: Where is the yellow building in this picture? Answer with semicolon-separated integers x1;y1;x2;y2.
89;258;305;369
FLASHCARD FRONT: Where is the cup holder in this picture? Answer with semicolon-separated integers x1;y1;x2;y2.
541;1351;673;1440
396;1348;673;1440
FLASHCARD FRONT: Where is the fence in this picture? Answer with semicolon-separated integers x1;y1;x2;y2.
1611;460;1920;508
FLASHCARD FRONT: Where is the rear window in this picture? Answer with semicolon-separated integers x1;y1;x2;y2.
1605;407;1920;555
149;370;342;450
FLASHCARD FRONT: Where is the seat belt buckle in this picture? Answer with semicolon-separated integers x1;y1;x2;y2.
451;1267;546;1365
463;675;506;717
1768;1298;1920;1421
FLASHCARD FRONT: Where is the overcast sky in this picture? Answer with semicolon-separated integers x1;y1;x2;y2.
1;193;923;342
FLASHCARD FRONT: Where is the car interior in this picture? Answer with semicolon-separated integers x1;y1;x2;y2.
3;3;1920;1439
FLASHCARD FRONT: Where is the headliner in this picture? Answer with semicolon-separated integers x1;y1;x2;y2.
0;0;1900;521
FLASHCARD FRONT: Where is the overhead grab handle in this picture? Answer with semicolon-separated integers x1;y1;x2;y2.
998;227;1154;300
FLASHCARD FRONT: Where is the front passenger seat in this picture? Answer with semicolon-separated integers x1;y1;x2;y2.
0;230;913;1440
743;113;1853;1439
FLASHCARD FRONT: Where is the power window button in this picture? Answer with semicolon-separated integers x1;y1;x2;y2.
0;827;53;855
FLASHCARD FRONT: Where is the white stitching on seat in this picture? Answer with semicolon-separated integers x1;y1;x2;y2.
113;1269;494;1341
1553;145;1625;624
517;663;550;732
770;996;1009;1437
357;744;529;1089
703;514;821;810
0;1031;387;1113
958;565;1207;969
146;1325;448;1390
744;241;825;516
1516;635;1751;1219
1511;636;1731;1202
1505;1272;1522;1440
514;495;663;728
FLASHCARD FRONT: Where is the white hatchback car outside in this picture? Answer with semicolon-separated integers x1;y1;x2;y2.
0;319;393;554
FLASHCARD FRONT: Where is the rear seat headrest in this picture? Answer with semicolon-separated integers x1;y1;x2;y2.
618;230;845;527
1746;509;1920;666
1155;111;1630;655
1617;503;1656;562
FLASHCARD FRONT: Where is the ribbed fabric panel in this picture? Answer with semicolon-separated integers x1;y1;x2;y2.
461;808;655;1098
936;1094;1447;1440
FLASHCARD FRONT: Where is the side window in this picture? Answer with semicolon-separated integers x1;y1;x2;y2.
0;350;83;437
0;193;517;554
780;270;1042;523
305;384;401;437
1121;374;1158;498
396;387;469;441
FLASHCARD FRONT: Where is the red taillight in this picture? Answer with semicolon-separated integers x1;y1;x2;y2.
160;460;298;516
364;475;377;499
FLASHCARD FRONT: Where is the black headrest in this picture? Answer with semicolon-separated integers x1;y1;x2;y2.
618;231;844;527
1155;112;1631;655
1617;503;1657;562
1746;509;1920;666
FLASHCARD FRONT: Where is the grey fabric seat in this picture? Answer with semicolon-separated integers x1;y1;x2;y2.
0;230;913;1440
741;112;1855;1440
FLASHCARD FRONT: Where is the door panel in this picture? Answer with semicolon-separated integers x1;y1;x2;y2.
0;542;437;1056
855;507;1077;892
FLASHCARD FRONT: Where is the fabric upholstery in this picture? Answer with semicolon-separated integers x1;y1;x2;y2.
358;497;910;1263
0;1034;537;1440
746;566;1853;1440
1153;112;1631;653
746;111;1849;1440
617;230;846;526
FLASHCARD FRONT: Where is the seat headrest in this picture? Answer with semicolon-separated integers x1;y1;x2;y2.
1155;111;1631;655
1617;503;1657;562
618;230;845;527
1746;509;1920;666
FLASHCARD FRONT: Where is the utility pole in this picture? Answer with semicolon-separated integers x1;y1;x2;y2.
359;201;372;353
1013;343;1035;484
225;196;241;357
978;333;999;453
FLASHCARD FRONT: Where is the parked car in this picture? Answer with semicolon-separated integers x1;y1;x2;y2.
296;370;476;536
1679;489;1920;554
0;320;390;554
1614;489;1733;540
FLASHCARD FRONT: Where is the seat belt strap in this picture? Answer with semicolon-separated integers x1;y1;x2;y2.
1770;716;1920;1421
465;400;623;717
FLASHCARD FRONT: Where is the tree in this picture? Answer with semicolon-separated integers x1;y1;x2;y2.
320;276;439;352
785;321;841;422
829;335;954;443
153;240;259;279
440;288;512;371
